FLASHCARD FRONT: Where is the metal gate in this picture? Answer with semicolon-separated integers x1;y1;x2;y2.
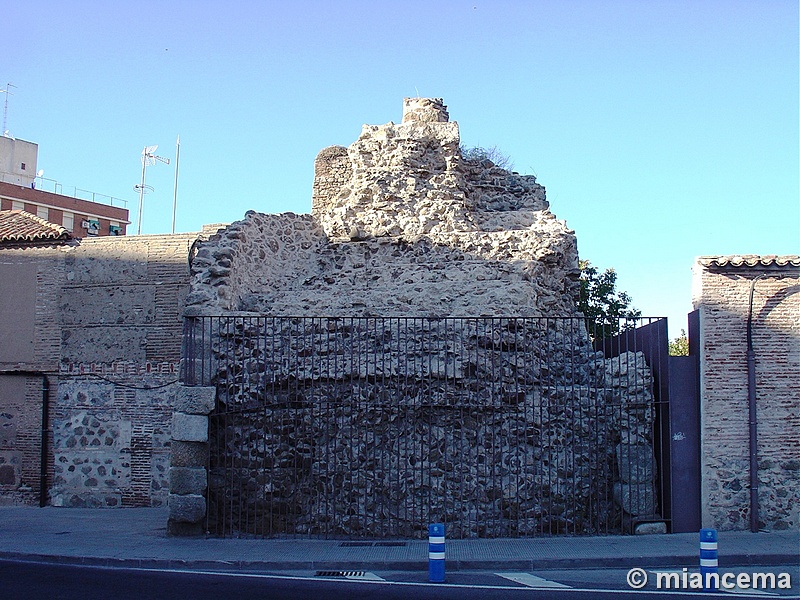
182;316;670;538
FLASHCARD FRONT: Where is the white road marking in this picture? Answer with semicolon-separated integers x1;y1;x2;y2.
722;587;778;597
496;572;571;588
345;572;386;581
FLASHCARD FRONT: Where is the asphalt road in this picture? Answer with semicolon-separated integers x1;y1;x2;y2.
1;560;797;600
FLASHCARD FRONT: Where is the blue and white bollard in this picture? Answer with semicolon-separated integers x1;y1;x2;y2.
428;523;445;583
699;528;718;590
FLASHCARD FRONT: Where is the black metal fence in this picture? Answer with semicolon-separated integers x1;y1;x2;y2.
182;316;670;539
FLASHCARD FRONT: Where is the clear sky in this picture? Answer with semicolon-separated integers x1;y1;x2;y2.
4;0;798;335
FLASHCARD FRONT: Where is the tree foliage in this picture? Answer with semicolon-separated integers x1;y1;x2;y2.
578;260;641;337
669;329;689;356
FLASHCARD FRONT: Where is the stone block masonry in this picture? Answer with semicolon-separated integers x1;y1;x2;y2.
168;386;214;536
171;413;208;443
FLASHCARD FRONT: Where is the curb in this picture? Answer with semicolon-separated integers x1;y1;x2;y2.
2;551;797;573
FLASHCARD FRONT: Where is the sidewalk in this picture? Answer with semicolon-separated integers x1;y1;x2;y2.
0;507;797;572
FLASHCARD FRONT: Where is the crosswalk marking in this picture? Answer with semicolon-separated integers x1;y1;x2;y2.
495;572;571;588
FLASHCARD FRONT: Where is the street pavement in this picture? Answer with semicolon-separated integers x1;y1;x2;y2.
0;507;797;573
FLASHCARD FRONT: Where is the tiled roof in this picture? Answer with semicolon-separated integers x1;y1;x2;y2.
697;255;800;268
0;210;71;243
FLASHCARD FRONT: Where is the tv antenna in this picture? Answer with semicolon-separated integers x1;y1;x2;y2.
172;135;180;234
1;83;16;136
134;145;170;235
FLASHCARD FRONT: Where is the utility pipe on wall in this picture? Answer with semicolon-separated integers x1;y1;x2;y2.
39;374;50;508
746;272;786;533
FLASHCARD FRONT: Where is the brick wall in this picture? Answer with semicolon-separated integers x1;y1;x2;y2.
0;376;43;505
693;255;800;531
0;244;65;505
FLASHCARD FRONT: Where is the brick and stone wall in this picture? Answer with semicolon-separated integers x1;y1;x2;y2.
0;233;206;507
52;234;199;508
693;255;800;531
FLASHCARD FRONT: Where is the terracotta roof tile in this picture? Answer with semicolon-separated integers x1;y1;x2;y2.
697;255;800;269
0;210;71;243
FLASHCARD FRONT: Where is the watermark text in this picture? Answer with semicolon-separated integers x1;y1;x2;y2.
626;567;792;590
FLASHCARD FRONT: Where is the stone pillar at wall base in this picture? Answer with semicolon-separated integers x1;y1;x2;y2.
168;385;214;537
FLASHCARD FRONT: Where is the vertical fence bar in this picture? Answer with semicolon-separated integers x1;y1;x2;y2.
223;316;232;537
181;317;194;385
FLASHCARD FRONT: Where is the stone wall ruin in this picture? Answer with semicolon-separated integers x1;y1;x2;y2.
177;99;662;537
186;97;577;318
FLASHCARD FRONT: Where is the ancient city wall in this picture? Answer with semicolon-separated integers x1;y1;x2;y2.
186;98;578;319
176;99;662;537
190;315;659;537
693;255;800;531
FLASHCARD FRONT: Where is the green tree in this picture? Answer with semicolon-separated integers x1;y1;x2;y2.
669;329;689;356
578;260;641;338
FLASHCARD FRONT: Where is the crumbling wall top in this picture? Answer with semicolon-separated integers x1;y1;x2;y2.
188;98;580;317
402;97;449;123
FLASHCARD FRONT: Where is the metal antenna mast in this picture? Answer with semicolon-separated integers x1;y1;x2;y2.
172;135;180;234
1;83;17;135
134;145;170;235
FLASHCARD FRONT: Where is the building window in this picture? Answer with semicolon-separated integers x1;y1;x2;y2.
62;212;74;231
20;163;26;171
11;200;24;211
36;206;48;221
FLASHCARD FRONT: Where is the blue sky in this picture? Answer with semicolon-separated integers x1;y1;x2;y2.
4;0;798;334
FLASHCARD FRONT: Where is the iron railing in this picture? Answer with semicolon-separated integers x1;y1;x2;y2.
0;173;129;207
183;316;669;538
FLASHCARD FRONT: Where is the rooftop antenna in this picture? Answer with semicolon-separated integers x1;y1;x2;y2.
134;145;170;235
171;135;180;234
1;83;16;136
